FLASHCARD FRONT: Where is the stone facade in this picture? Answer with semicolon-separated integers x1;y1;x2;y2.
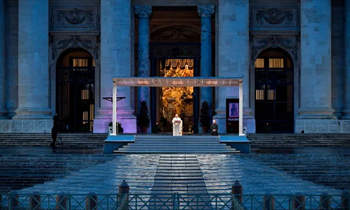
0;0;349;133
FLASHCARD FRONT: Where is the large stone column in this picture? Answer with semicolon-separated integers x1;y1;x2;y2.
14;0;51;119
297;0;335;119
94;0;136;133
0;0;5;118
134;5;152;116
5;0;18;118
214;0;251;133
198;5;214;116
331;2;345;118
342;0;350;119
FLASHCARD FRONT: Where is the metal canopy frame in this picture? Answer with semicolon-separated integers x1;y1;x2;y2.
111;77;244;136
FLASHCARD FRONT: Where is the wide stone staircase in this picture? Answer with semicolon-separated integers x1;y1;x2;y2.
248;133;350;148
0;133;107;147
244;153;350;191
114;135;239;154
0;154;115;193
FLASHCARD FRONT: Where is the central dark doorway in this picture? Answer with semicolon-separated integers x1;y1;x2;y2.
56;48;95;132
255;48;294;133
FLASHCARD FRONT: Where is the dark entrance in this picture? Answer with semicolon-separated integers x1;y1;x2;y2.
255;48;294;133
56;48;95;132
150;43;200;133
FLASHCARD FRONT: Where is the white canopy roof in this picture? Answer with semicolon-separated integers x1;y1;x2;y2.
112;77;243;87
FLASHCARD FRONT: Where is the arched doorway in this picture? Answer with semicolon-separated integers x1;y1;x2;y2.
56;48;95;132
255;48;294;133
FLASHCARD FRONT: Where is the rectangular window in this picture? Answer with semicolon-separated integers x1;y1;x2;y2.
83;111;88;124
73;59;89;67
267;90;275;100
81;90;89;100
269;58;284;68
255;58;264;68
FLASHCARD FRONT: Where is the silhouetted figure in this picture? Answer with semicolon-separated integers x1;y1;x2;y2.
210;120;219;136
51;114;58;148
50;125;57;148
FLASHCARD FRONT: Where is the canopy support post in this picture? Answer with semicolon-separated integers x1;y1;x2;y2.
112;82;117;135
239;81;244;136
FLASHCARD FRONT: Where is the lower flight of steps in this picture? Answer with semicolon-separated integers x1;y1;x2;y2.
0;154;115;193
0;133;107;147
248;133;350;148
114;135;239;154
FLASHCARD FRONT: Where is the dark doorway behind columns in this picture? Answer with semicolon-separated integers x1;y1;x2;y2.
56;48;95;132
255;48;294;133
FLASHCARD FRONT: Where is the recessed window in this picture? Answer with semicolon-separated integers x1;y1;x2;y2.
81;90;89;100
256;90;264;100
269;59;284;68
73;59;89;67
255;58;264;68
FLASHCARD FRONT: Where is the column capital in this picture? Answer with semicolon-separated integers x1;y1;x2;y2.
198;5;215;18
134;5;152;18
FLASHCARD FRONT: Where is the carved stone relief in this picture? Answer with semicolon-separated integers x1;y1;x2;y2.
250;6;299;32
250;35;299;62
50;6;100;31
50;35;100;60
151;26;201;42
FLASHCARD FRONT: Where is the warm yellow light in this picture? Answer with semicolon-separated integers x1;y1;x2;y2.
172;81;183;85
138;80;149;85
206;81;218;85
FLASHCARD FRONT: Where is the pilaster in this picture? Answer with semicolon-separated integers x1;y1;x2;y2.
0;0;5;118
94;0;136;133
297;0;334;119
5;0;18;118
14;0;51;119
342;0;350;119
214;0;252;133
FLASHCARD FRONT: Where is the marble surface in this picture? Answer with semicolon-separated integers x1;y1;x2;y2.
19;154;341;195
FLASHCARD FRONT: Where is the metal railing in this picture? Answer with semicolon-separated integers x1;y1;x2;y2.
0;193;349;210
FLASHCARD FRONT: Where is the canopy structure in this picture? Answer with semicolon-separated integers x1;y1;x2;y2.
111;77;244;136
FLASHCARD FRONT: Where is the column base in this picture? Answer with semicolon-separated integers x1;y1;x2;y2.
94;107;137;133
297;107;336;119
295;119;343;133
14;108;51;119
0;119;53;133
213;114;256;134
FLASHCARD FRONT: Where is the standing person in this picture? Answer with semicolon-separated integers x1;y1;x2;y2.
172;114;183;136
211;120;219;136
50;114;58;148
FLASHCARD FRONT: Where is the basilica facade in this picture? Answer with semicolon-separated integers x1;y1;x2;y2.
0;0;349;134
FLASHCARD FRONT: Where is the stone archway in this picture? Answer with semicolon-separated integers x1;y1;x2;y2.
250;35;300;133
55;48;95;132
49;35;100;130
254;47;294;133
